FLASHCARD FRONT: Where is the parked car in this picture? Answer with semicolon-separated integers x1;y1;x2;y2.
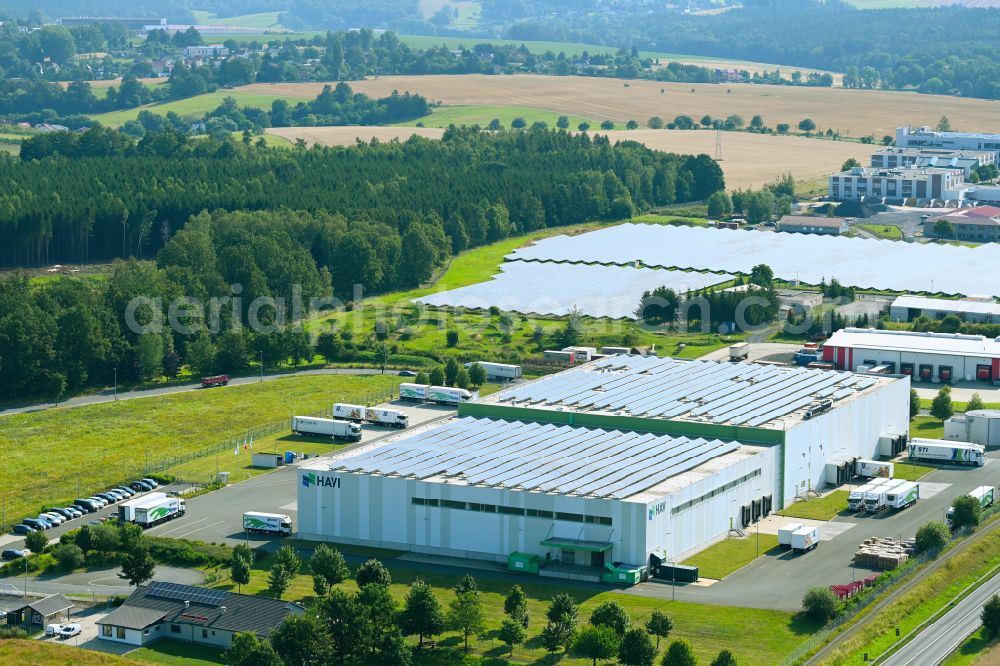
40;512;64;526
95;492;118;504
50;508;76;520
64;507;83;518
88;496;108;507
73;499;99;513
141;478;159;489
23;517;51;530
104;489;125;501
114;487;135;497
130;481;152;492
45;624;62;637
59;624;82;639
11;524;34;535
398;370;418;377
1;549;28;560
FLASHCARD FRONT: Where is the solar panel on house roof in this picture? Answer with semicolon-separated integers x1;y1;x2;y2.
327;417;748;500
505;223;1000;297
147;582;229;607
414;260;733;320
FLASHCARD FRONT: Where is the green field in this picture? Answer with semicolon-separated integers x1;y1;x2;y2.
942;628;998;666
856;223;904;240
396;104;598;129
892;460;937;481
0;640;143;665
0;375;400;527
207;541;820;665
129;641;224;666
190;10;284;29
680;533;780;580
778;490;850;521
911;415;945;440
89;91;305;126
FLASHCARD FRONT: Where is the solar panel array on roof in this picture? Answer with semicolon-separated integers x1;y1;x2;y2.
147;582;229;607
506;223;1000;297
413;260;732;320
327;417;743;500
498;356;870;427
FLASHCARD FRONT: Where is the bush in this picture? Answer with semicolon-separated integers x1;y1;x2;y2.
24;529;49;553
446;330;459;347
802;587;839;623
983;594;1000;638
950;495;982;530
0;626;29;640
53;543;85;571
916;521;951;554
146;537;233;566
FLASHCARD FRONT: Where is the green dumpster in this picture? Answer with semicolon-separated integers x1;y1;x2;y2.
507;552;541;574
600;562;644;585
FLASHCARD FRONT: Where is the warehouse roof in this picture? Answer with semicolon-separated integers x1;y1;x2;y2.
891;296;1000;317
316;416;761;502
825;328;1000;358
930;207;1000;226
482;355;889;429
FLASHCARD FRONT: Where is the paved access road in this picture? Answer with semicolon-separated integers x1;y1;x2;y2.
0;367;389;417
882;566;1000;666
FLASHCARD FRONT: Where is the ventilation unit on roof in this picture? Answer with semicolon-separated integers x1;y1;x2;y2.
804;400;833;420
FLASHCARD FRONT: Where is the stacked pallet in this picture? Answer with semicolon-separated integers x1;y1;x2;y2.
853;537;917;570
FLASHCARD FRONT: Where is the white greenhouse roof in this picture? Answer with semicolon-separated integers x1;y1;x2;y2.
487;355;890;429
505;223;1000;297
826;328;1000;358
314;416;758;501
891;296;1000;317
414;260;732;320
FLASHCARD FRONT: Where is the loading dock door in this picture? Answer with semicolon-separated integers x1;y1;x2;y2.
978;364;993;381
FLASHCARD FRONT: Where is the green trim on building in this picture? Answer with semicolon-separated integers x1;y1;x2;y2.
541;538;613;552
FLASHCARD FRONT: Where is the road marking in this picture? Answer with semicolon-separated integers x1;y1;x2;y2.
173;520;227;539
150;517;208;536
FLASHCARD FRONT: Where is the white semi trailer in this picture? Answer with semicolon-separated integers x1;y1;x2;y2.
848;478;891;512
778;523;803;548
465;362;522;381
291;416;362;442
791;526;819;553
118;493;167;523
133;496;185;528
399;383;473;405
947;486;996;524
865;478;909;513
908;438;985;467
332;403;366;422
365;408;408;428
243;512;292;536
856;459;894;479
884;481;920;510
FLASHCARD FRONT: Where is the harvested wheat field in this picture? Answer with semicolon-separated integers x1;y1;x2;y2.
243;75;1000;139
266;125;869;189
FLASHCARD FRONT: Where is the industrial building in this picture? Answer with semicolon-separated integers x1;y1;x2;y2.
924;207;1000;242
298;355;909;571
775;215;848;236
946;410;1000;448
823;328;1000;383
896;126;1000;156
828;166;966;203
890;295;1000;324
871;147;995;178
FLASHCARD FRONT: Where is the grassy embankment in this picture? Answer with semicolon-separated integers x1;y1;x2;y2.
778;490;852;521
680;533;780;580
0;641;145;665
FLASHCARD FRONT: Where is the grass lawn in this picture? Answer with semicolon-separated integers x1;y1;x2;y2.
919;399;1000;412
89;91;304;126
208;541;820;665
190;10;283;29
856;223;903;240
396;104;598;129
911;415;945;440
0;640;143;665
778;490;849;521
892;460;937;481
680;533;780;580
632;213;711;227
942;628;999;666
129;640;225;666
0;375;400;526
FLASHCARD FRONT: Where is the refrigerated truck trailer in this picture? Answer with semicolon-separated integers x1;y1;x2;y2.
848;478;892;512
243;512;292;536
884;481;920;510
865;478;909;513
465;362;522;381
365;408;408;428
399;383;473;405
118;493;167;523
856;459;894;479
947;486;995;523
291;416;362;442
908;438;986;467
778;523;803;547
333;403;366;422
134;496;185;528
791;526;819;553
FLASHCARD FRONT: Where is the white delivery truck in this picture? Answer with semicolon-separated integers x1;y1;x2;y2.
865;478;908;513
848;478;891;512
465;362;522;381
427;386;473;405
791;526;819;553
243;511;292;536
333;403;366;423
884;481;920;510
365;408;408;429
908;438;986;467
118;493;167;523
856;459;894;479
134;496;185;528
778;523;803;548
399;383;429;402
947;485;995;524
729;342;750;361
291;416;362;442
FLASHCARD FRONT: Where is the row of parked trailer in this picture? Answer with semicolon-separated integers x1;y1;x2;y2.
847;477;921;514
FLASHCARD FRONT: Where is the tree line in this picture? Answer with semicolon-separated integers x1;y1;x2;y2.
0;128;723;398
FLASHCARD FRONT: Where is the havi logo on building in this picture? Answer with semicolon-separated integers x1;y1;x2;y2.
302;472;341;488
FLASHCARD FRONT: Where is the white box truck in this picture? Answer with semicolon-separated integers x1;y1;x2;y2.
291;416;362;442
864;478;908;513
365;408;408;428
427;386;473;405
243;511;292;536
118;492;167;523
947;486;995;523
333;403;366;422
134;496;185;528
884;481;920;510
778;523;803;548
908;438;986;467
856;459;894;479
465;362;522;381
729;342;750;361
791;526;819;553
400;383;429;401
848;478;891;512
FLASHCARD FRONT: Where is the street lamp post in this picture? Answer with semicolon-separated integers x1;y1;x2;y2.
114;366;118;402
259;352;264;383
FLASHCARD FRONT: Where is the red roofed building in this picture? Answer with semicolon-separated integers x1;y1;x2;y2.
925;206;1000;242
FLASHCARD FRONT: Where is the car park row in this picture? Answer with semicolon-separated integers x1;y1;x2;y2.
9;478;161;538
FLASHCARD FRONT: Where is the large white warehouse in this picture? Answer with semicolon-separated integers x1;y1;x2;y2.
298;355;910;573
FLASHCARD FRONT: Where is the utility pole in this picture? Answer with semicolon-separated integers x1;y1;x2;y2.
715;129;724;162
259;352;264;383
114;366;118;402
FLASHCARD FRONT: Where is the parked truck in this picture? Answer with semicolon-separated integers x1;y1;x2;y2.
200;374;229;388
778;523;803;548
133;496;185;528
864;478;908;513
291;416;362;442
848;478;891;512
884;481;920;510
729;342;750;361
118;493;167;523
243;512;292;536
856;459;894;479
333;403;366;423
908;438;986;467
947;486;995;524
791;526;819;553
465;362;522;381
399;383;472;405
365;408;408;428
400;383;429;402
